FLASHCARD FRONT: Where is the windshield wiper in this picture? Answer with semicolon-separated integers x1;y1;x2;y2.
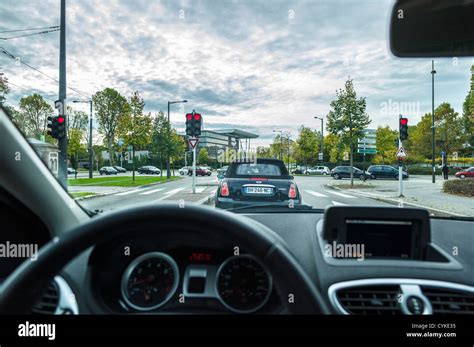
226;203;315;212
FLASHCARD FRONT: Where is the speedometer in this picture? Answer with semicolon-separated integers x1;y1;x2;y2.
121;252;179;311
216;255;272;313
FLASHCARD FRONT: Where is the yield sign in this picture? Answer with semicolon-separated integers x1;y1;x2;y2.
396;147;408;158
188;138;199;149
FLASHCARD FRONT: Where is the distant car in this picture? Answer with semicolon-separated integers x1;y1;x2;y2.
188;167;212;176
179;166;191;175
99;166;118;175
67;167;77;175
455;167;474;179
330;166;371;180
113;166;127;173
304;166;330;175
367;165;409;180
215;158;302;210
137;166;161;175
217;166;229;174
291;166;306;174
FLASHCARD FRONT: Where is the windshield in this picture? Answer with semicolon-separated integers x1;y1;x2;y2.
1;0;473;218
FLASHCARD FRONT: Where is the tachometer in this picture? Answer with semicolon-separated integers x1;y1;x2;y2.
216;255;272;313
121;252;179;311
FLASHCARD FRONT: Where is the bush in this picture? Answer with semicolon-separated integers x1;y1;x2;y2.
443;179;474;197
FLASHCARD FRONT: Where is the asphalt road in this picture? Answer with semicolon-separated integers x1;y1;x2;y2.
78;173;395;213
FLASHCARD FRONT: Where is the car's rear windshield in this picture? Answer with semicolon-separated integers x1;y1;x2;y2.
236;163;282;176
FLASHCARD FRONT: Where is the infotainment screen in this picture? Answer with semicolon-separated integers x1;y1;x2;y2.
345;220;413;259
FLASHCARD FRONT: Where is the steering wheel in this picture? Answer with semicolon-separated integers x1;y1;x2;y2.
0;204;329;314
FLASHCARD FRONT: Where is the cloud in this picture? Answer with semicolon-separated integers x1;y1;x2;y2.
1;0;473;148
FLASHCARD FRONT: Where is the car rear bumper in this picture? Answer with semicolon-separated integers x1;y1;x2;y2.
215;197;302;209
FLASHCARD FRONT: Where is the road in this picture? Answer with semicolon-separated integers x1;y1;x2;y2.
77;173;395;213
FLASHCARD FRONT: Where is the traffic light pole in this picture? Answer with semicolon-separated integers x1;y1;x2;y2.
57;0;67;189
398;138;404;197
192;142;196;194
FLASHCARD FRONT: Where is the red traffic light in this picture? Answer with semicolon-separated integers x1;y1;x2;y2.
194;113;201;120
57;116;65;124
186;114;192;120
400;118;408;125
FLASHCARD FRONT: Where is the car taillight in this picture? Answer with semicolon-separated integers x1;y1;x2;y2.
288;183;297;199
220;182;230;197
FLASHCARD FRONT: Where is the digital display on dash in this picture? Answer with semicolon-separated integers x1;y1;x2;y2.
345;220;413;259
188;252;213;263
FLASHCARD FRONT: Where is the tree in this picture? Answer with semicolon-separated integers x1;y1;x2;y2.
256;146;272;158
117;91;152;180
0;74;9;104
324;133;346;163
326;78;370;187
18;94;53;140
198;148;209;165
375;126;398;164
66;106;88;169
92;88;129;165
293;126;320;168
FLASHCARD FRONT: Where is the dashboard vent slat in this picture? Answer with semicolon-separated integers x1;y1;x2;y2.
422;287;474;315
336;285;401;315
31;282;59;315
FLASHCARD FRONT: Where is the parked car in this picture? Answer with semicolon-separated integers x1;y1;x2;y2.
291;166;306;174
455;167;474;179
330;166;371;180
112;166;127;173
216;158;302;210
304;166;330;175
137;166;161;175
188;167;212;176
99;166;118;175
179;166;191;175
367;165;409;180
67;167;77;175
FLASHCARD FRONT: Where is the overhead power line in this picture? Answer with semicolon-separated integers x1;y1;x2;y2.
1;28;60;40
0;26;59;34
6;80;56;102
0;47;91;99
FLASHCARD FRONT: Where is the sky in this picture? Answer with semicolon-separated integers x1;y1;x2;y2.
1;0;473;147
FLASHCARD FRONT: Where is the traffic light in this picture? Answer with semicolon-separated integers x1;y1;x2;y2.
399;117;408;140
56;115;66;140
47;115;66;140
193;113;202;136
185;113;193;136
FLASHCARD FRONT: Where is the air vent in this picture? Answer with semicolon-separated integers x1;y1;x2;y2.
31;281;59;314
422;287;474;315
336;285;401;315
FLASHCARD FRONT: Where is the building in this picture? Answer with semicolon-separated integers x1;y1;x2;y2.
185;129;259;159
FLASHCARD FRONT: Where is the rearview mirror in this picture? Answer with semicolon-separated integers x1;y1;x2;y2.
390;0;474;57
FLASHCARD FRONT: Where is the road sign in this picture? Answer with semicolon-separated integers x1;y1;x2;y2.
188;138;199;149
396;147;408;158
357;149;377;154
318;152;323;160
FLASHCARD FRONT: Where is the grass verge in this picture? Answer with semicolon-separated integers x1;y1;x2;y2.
68;176;181;187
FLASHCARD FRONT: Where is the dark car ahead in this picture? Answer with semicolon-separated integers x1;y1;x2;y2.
215;158;301;210
187;167;212;176
367;165;409;180
113;166;127;173
330;166;371;180
99;166;118;175
137;166;161;174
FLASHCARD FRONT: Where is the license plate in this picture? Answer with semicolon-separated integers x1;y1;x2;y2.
245;187;273;194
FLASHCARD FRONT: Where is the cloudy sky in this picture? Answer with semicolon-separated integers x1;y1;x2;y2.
1;0;473;147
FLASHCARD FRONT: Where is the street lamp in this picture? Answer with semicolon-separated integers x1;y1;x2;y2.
431;60;436;183
273;130;283;160
73;99;93;179
167;100;188;179
314;116;324;163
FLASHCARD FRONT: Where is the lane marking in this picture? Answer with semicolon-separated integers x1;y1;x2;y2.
140;188;165;195
196;189;217;205
304;190;328;198
332;201;347;206
325;190;355;198
115;189;141;196
152;187;185;202
194;186;206;193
